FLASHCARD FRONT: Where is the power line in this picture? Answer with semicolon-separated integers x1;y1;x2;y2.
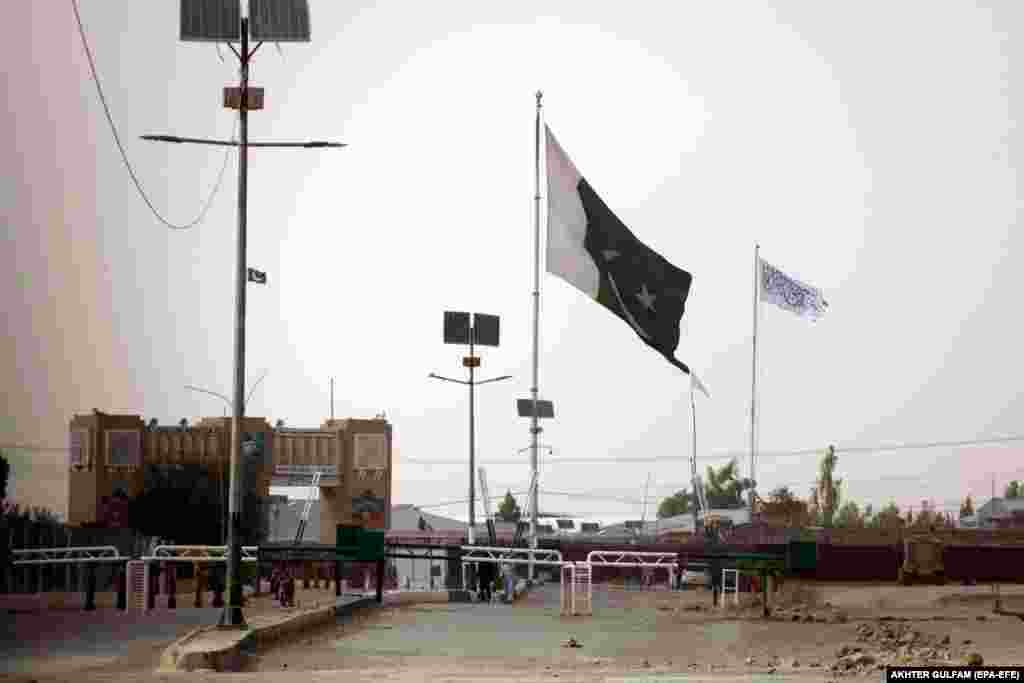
71;0;234;231
398;434;1024;466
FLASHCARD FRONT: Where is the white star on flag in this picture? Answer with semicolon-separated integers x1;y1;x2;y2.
636;284;657;312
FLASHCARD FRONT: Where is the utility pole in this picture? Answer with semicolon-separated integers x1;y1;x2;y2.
153;3;343;628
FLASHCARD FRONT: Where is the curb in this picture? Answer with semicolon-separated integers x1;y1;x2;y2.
158;596;376;672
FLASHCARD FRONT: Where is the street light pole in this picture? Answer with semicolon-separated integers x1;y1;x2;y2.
221;14;253;628
428;371;512;546
156;2;340;629
468;335;476;544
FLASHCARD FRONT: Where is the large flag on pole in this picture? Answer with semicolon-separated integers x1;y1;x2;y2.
759;259;828;320
545;125;708;397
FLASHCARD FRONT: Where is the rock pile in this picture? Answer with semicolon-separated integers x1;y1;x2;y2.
825;621;981;676
770;603;849;624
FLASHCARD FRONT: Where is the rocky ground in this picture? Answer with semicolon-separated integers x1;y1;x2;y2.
4;582;1024;682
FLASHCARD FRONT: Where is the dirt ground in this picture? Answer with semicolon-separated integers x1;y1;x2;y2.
7;582;1024;682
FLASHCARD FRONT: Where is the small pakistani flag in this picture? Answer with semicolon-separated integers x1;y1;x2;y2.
545;125;708;397
247;268;267;284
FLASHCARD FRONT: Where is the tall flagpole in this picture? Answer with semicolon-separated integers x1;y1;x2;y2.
529;91;543;581
690;379;699;535
749;243;760;515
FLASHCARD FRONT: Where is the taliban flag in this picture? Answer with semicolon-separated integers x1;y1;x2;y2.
760;259;828;321
545;125;708;397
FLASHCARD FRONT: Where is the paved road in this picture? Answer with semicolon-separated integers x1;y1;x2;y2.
0;594;374;675
0;607;224;672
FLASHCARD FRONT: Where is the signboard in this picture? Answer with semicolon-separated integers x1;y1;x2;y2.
242;432;269;465
69;429;89;469
271;464;338;486
105;429;142;467
223;86;265;111
354;433;387;470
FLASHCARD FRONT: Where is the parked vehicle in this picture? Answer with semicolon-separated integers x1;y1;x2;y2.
900;534;945;585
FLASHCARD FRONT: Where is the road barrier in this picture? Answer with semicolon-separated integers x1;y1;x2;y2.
9;546;127;611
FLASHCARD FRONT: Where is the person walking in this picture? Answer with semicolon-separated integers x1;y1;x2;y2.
502;562;515;603
480;562;496;603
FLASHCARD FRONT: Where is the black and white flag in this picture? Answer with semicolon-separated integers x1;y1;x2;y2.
760;259;827;320
247;268;267;285
545;125;708;397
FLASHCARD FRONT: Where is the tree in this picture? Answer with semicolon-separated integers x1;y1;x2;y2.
496;490;521;522
835;500;865;528
1006;481;1022;499
960;495;975;519
758;486;811;527
871;501;905;530
810;446;842;527
129;463;268;546
704;459;754;509
657;489;692;519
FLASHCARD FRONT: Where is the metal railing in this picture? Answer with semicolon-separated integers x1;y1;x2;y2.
142;545;258;562
460;545;563;566
12;546;124;565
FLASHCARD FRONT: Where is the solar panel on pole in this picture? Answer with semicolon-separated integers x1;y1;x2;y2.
180;0;241;42
443;311;471;345
516;399;554;419
248;0;311;42
472;313;500;347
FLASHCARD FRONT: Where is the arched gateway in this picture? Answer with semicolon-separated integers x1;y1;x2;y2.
66;410;393;541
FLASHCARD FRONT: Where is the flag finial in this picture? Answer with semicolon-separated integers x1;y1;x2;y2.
536;90;543;106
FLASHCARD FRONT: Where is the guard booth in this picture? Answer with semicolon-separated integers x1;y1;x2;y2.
257;524;387;602
681;550;786;616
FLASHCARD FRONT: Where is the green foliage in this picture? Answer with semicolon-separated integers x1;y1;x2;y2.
811;446;842;528
1006;481;1021;499
657;489;692;519
869;501;905;530
129;464;268;546
496;490;521;522
704;459;754;509
835;500;864;528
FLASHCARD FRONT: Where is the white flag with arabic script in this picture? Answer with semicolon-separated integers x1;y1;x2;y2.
760;259;828;321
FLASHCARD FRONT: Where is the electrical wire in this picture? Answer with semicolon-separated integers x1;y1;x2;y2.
398;434;1024;466
71;0;235;231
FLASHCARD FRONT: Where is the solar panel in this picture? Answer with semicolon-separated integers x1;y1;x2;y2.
472;313;500;347
443;311;471;345
249;0;311;42
516;399;554;419
180;0;241;42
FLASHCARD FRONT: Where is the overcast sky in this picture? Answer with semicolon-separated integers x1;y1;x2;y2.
3;2;1022;524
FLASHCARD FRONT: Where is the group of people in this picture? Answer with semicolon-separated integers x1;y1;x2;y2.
474;562;516;603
